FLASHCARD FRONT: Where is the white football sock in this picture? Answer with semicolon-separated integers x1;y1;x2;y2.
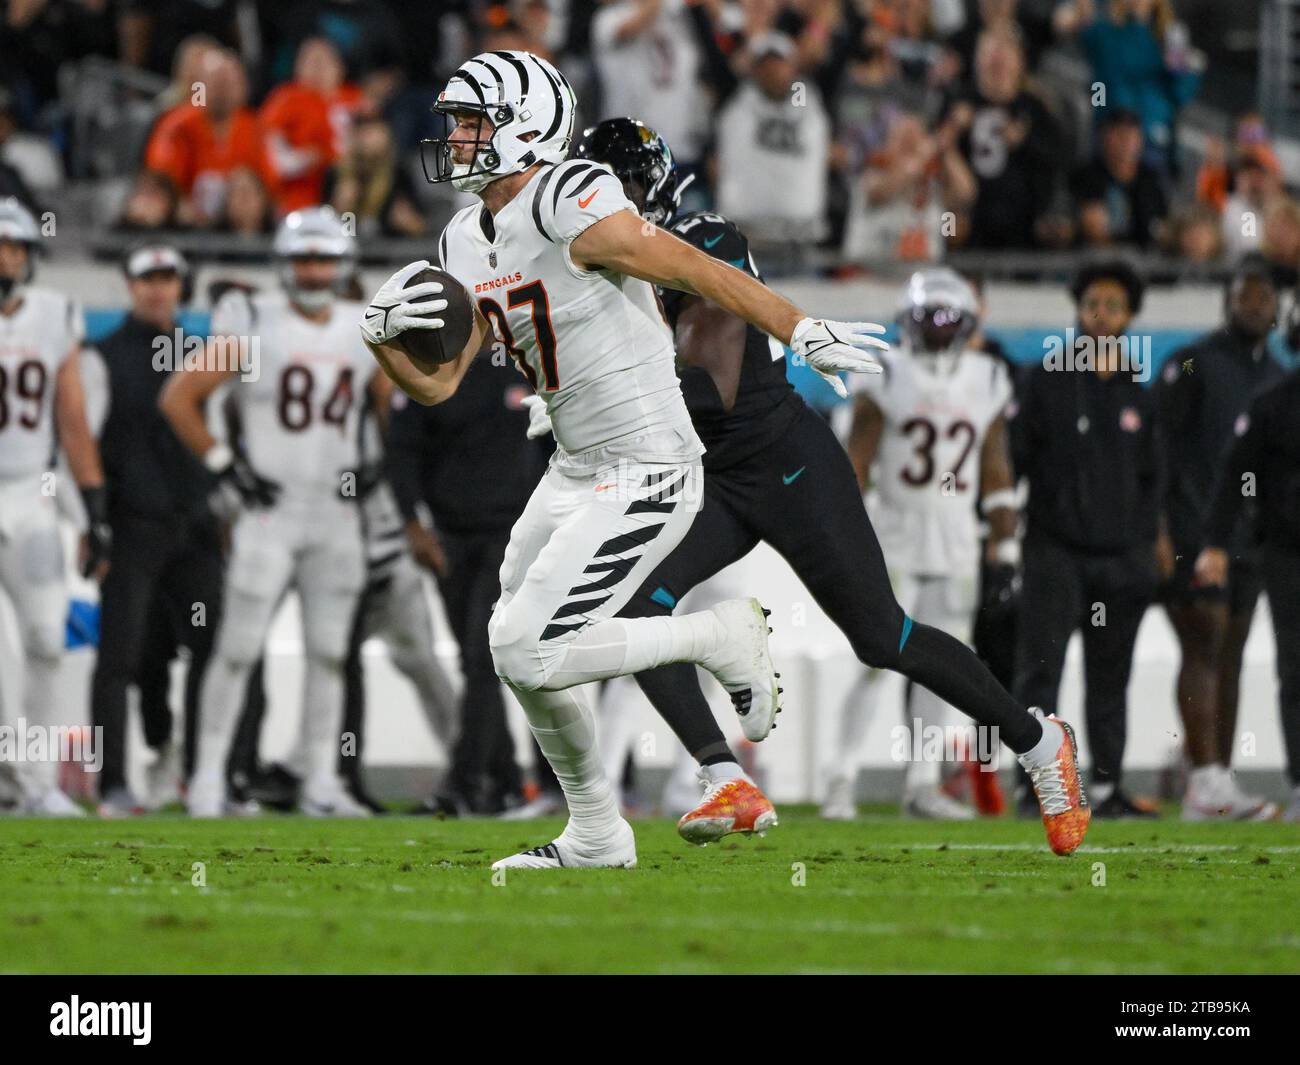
1020;715;1065;768
300;654;347;792
1090;780;1116;804
828;669;880;782
597;674;639;787
904;686;949;790
1186;764;1222;798
703;760;749;785
390;640;460;749
17;651;60;795
194;657;254;781
509;683;621;845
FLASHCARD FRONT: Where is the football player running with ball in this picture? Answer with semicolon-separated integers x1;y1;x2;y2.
565;119;1090;856
362;51;887;870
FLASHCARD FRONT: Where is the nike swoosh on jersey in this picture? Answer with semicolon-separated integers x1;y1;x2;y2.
578;189;600;209
782;467;806;485
703;234;724;248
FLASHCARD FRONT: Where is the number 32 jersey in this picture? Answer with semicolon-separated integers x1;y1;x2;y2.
855;347;1012;577
438;159;702;466
211;291;374;502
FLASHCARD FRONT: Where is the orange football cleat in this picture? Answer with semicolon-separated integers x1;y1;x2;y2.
1018;716;1090;856
677;774;778;846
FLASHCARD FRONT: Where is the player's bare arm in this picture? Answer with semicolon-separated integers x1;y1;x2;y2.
55;343;111;578
361;260;490;405
572;209;802;341
571;208;888;395
159;351;280;508
673;296;748;411
158;353;237;459
364;310;487;406
54;345;105;490
366;368;395;435
978;413;1018;556
846;393;885;492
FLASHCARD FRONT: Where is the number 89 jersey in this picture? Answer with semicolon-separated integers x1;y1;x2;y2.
211;291;374;502
438;159;702;466
855;346;1012;578
0;287;83;481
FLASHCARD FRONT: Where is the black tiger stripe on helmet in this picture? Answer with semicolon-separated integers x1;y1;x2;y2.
424;50;576;194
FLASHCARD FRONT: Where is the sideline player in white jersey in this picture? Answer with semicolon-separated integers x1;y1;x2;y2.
162;207;390;818
823;268;1019;819
360;49;889;869
0;197;109;816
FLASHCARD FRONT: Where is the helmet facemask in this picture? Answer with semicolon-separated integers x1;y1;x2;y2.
283;255;346;313
421;103;514;194
901;304;976;376
896;268;980;376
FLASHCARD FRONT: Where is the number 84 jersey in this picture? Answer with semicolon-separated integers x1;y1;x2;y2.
854;346;1012;578
211;290;374;502
438;159;702;465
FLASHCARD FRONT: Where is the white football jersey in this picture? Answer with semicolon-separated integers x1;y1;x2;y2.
438;159;702;466
857;346;1012;577
0;287;83;480
211;290;375;501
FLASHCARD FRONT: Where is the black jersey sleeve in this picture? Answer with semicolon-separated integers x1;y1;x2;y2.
659;212;759;325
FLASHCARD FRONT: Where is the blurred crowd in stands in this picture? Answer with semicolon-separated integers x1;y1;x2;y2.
0;0;1291;273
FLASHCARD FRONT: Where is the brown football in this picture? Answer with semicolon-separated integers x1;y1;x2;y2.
389;266;475;366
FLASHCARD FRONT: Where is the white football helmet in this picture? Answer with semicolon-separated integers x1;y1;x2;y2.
896;267;979;376
273;206;356;312
422;50;577;194
0;197;40;302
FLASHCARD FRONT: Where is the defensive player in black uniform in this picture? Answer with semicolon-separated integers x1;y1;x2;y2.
567;119;1090;856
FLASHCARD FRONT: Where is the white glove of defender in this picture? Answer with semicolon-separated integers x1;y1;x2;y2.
360;260;448;345
789;317;888;399
521;394;553;440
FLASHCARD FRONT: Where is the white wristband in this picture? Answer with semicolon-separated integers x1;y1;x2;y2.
981;488;1019;514
992;539;1021;567
203;442;233;474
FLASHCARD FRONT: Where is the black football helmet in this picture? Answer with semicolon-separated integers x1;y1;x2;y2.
573;117;689;226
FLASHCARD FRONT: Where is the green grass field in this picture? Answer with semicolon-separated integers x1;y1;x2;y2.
2;810;1297;974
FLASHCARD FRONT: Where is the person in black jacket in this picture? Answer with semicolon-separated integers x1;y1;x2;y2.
1195;369;1300;821
1010;260;1161;818
87;245;222;814
386;354;551;815
1154;254;1284;821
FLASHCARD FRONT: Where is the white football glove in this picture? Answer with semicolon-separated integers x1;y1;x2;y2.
789;317;889;399
360;260;448;345
521;394;553;440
